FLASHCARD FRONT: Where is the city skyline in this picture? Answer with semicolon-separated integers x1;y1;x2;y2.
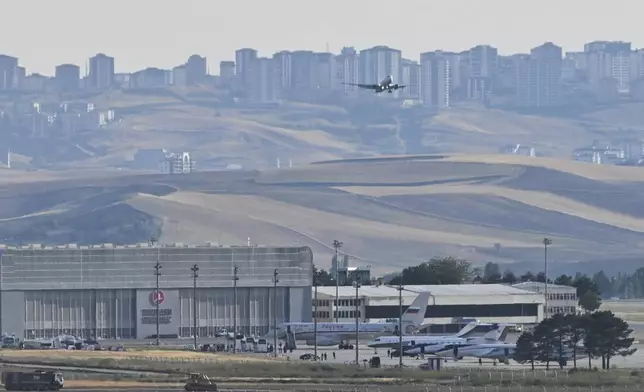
3;40;642;78
2;0;643;75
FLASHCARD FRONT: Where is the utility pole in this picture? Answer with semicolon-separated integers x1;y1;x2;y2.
314;277;318;360
332;240;343;322
233;265;239;353
353;273;361;365
151;237;161;346
397;275;404;368
273;269;279;357
0;248;4;336
190;264;199;351
543;238;552;319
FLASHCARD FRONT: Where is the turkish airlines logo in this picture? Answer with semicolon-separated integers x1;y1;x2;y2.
150;290;165;305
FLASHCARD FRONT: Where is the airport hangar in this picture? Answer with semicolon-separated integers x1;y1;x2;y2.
313;284;546;333
0;243;313;340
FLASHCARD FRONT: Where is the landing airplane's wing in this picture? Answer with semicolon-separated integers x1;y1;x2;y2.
343;83;379;90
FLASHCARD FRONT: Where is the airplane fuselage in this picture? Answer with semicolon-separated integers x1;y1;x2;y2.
376;75;400;93
278;321;402;340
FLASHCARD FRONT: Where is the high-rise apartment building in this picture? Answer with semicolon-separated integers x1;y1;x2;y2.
515;43;562;108
466;45;498;101
0;55;19;90
88;53;115;90
55;64;80;91
185;55;207;85
290;51;316;91
251;57;277;102
219;61;235;87
272;51;292;97
401;59;421;99
420;51;450;107
334;47;359;91
359;46;402;96
530;42;563;107
312;52;335;90
631;50;644;81
235;48;258;94
584;41;632;94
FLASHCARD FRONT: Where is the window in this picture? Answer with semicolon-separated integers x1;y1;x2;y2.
365;303;538;319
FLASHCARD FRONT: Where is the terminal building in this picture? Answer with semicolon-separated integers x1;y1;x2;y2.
0;244;312;340
512;281;579;317
312;283;545;333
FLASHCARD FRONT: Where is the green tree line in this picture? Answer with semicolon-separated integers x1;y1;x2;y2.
315;257;644;307
515;311;636;370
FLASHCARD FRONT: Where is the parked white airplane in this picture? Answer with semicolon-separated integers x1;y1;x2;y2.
434;341;589;365
402;324;511;355
367;321;506;349
343;75;406;94
270;292;430;346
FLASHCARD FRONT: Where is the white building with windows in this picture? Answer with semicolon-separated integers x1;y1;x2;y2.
512;282;578;317
312;284;545;334
159;150;195;174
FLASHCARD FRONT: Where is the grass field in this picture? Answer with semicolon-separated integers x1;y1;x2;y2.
1;352;643;388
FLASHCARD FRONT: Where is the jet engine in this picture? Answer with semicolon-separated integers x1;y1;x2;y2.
306;336;341;346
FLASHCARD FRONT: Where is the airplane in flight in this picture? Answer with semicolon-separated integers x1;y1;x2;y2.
269;292;430;348
366;321;506;349
343;75;406;93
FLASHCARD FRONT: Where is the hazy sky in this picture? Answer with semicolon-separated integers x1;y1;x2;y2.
4;0;642;75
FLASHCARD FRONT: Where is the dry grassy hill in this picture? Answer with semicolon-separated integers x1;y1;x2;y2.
1;154;643;276
7;88;644;171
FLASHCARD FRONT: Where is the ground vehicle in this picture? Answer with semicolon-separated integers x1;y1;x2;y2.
184;373;217;392
2;370;64;390
255;338;268;353
338;342;354;350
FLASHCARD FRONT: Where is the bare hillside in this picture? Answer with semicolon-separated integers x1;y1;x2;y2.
1;155;643;276
5;89;644;170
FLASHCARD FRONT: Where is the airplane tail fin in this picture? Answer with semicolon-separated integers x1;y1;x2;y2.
455;321;479;338
401;292;430;327
483;324;510;341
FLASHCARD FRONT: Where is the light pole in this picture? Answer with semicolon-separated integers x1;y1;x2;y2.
314;277;318;360
190;264;199;350
273;269;279;357
233;266;239;353
151;237;161;346
353;274;361;365
397;275;404;368
0;248;4;336
543;238;552;319
332;240;343;322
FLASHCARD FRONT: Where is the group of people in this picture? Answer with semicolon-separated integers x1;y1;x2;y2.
316;352;336;361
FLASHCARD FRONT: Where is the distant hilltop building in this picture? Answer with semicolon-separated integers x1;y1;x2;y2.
159;150;195;174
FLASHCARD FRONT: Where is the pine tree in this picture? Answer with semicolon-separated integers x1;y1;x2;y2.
514;331;536;370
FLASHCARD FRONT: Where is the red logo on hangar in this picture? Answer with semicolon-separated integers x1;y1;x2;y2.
150;290;165;305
